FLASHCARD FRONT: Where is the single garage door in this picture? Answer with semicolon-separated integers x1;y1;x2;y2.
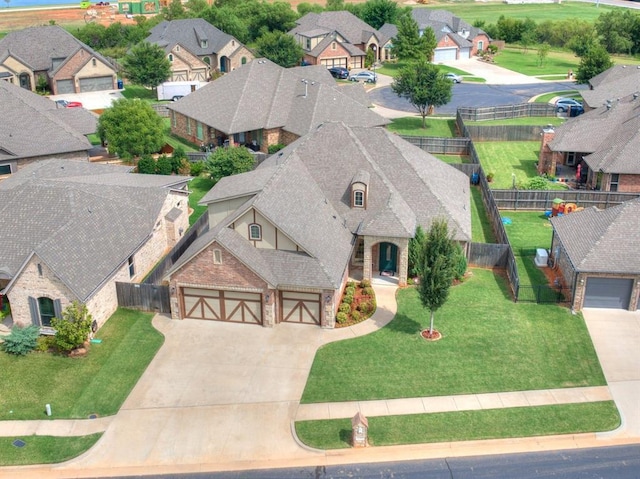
56;79;74;94
584;277;633;309
79;76;114;92
459;47;471;59
433;48;457;62
281;291;321;325
182;287;262;324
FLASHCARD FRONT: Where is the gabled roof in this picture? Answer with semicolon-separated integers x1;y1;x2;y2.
0;160;185;301
0;25;113;73
550;198;640;274
549;94;640;174
412;9;489;41
168;58;388;136
147;19;242;56
583;64;640;109
0;80;94;162
291;11;382;46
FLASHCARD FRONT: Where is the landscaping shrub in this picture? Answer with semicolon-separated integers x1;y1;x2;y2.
267;144;285;154
342;295;353;305
2;326;39;356
362;286;374;296
156;155;173;175
50;302;92;353
351;310;362;322
35;335;55;353
189;161;205;177
360;279;371;288
137;155;156;174
346;281;356;288
336;312;348;324
453;244;468;281
345;287;356;297
357;301;373;314
522;176;550;190
339;303;351;314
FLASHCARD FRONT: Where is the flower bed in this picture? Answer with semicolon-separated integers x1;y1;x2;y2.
335;280;377;327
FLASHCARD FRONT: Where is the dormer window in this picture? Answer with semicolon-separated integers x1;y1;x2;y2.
350;169;369;209
249;223;262;241
353;190;364;208
200;40;207;48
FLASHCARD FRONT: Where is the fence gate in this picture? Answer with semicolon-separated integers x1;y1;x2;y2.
116;282;171;313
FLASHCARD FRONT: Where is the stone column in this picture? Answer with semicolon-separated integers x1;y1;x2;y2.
398;238;409;287
263;290;275;327
323;290;336;329
363;236;373;283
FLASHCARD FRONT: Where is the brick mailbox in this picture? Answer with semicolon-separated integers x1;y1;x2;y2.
351;411;368;448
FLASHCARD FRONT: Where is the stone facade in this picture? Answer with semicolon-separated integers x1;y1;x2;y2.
214;42;254;72
363;235;409;286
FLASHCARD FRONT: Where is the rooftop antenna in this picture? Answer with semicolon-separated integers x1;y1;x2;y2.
300;79;315;98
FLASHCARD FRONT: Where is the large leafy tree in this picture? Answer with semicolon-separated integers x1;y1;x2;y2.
204;146;255;182
161;0;188;20
256;31;303;68
97;99;165;159
392;14;435;62
360;0;401;30
391;59;452;127
202;6;250;44
575;43;613;84
122;42;171;89
595;9;638;54
418;219;456;336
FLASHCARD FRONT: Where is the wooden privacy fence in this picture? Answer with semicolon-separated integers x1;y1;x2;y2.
468;242;509;268
116;283;170;314
151;104;170;117
458;103;556;122
399;136;470;155
492;190;640;210
463;124;545;142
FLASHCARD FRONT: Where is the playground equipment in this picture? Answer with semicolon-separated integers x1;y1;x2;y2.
546;198;585;217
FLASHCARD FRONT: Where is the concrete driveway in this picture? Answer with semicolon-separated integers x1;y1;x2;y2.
48;89;125;111
582;308;640;437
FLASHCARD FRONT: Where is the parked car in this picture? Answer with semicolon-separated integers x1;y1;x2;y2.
348;71;377;83
445;73;462;83
55;99;83;108
328;67;349;80
555;98;584;115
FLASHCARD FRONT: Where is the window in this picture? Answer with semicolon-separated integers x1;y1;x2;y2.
354;238;364;264
213;249;222;264
128;256;135;278
477;41;484;51
168;54;174;62
566;152;578;166
92;58;97;67
306;38;311;50
386;245;392;261
175;45;180;52
38;297;55;327
241;57;247;65
200;40;207;48
332;42;337;50
610;174;619;192
249;223;262;241
0;164;11;175
186;118;191;135
37;263;43;277
204;56;211;65
196;122;204;141
353;190;364;207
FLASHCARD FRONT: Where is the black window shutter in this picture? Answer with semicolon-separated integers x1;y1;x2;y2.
28;296;40;326
53;299;63;320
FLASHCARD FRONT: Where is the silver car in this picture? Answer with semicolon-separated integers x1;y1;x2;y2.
348;71;377;83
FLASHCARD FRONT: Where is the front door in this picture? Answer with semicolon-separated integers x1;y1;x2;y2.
379;242;397;275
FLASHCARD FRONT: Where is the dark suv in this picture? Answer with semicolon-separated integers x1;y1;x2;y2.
328;67;349;79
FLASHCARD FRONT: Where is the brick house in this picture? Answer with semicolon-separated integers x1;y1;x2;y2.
0;25;117;94
0;80;97;179
289;11;386;68
167;58;388;153
550;198;640;311
582;64;640;111
538;94;640;192
0;160;190;332
164;122;470;328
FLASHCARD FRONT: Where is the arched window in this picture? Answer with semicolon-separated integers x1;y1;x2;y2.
203;56;211;65
241;57;247;65
249;223;262;241
38;297;55;327
353;190;364;207
168;54;174;62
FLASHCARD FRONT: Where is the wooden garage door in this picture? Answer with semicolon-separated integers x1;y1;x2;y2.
584;278;633;309
320;57;347;68
281;291;321;325
182;287;262;324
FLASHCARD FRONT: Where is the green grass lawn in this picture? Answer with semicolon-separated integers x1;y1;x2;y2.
295;401;619;449
465;117;565;126
471;186;497;243
120;85;157;101
188;176;215;225
301;268;605;404
494;47;579;77
375;62;484;82
534;91;582;103
473;141;567;190
0;309;163;420
386;117;457;137
0;434;102;466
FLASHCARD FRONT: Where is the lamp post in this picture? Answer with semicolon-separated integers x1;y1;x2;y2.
371;45;377;82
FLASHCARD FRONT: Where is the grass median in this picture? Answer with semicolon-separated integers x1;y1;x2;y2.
0;434;103;466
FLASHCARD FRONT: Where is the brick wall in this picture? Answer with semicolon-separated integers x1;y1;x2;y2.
617;174;640;193
550;235;576;305
51;48;115;94
316;42;352;66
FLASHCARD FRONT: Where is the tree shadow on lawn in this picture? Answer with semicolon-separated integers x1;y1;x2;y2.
383;311;422;335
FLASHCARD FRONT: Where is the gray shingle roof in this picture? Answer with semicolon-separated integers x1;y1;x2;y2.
550;198;640;274
291;11;382;46
412;9;489;41
583;64;640;109
146;19;242;56
0;160;180;301
0;81;93;161
168;58;388;136
549;94;640;174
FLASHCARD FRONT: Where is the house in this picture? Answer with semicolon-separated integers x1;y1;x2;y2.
289;11;386;68
0;25;117;94
550;198;640;311
582;64;640;111
167;58;389;153
0;159;190;331
0;80;97;178
146;18;254;79
411;9;491;62
164;122;471;328
538;93;640;192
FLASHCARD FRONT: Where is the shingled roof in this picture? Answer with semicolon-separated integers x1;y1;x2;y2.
549;94;640;174
550;198;640;274
0;81;95;162
167;58;388;136
0;160;187;301
147;18;244;56
291;11;382;46
411;9;489;42
582;64;640;109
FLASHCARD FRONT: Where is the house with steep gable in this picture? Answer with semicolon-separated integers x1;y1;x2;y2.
0;25;117;94
167;58;388;152
0;160;190;331
164;122;470;328
582;64;640;111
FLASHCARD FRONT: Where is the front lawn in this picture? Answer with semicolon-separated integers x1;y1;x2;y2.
376;62;483;82
386;117;457;137
473;141;567;190
493;47;579;77
301;268;605;404
0;434;102;466
0;309;163;420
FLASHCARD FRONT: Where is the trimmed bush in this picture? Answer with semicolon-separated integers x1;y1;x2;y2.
362;286;374;296
360;279;371;288
190;161;205;177
339;303;351;314
35;335;56;353
453;244;468;281
50;302;92;353
346;281;356;288
336;312;348;324
2;325;39;356
351;310;362;322
267;144;285;154
342;295;353;305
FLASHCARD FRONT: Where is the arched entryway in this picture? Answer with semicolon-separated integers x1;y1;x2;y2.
379;242;398;276
362;236;409;286
19;72;31;90
220;56;230;73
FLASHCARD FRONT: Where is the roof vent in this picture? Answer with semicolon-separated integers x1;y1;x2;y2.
634;93;639;100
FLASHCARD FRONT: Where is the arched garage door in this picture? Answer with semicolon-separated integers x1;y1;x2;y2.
281;291;320;325
584;277;633;309
182;287;263;324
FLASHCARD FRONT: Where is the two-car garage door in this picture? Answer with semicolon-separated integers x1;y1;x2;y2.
182;288;263;324
583;278;634;309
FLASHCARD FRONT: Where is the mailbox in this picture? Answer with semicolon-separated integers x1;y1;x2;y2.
351;411;368;448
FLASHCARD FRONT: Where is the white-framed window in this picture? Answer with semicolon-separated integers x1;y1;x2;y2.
477;41;484;51
249;223;262;241
200;40;207;48
213;249;222;264
566;152;577;166
128;256;135;278
353;190;364;207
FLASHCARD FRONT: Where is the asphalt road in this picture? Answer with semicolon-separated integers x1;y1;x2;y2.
369;81;587;115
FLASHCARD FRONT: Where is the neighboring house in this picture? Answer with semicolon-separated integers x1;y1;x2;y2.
582;64;640;111
167;58;389;153
289;11;386;68
538;93;640;192
164;122;471;328
0;159;190;332
550;198;640;311
0;25;117;94
0;80;97;178
411;9;491;62
146;19;254;78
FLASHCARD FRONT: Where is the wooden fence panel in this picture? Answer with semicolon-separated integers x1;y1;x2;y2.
116;283;170;313
458;103;556;121
399;136;470;155
492;190;639;210
468;242;509;268
464;125;545;142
